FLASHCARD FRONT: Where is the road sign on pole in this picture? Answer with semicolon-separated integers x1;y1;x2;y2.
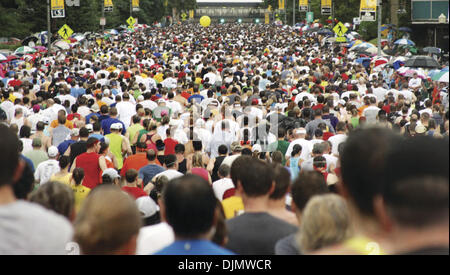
58;24;73;41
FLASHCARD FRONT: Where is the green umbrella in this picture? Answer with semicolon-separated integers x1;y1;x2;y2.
14;46;36;55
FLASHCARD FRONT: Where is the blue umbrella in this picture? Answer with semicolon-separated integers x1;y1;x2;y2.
394;39;415;46
398;27;412;32
153;52;162;58
442;66;449;72
356;57;371;64
318;28;334;36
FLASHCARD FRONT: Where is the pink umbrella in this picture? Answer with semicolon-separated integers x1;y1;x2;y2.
399;69;426;79
33;46;47;52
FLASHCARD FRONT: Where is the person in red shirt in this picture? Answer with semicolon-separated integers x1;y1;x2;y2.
72;138;107;189
164;128;178;155
120;142;149;177
8;75;22;87
122;169;148;199
119;66;131;79
312;94;325;111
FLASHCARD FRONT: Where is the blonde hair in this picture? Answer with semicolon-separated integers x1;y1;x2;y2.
297;194;352;253
73;185;142;255
192;152;204;168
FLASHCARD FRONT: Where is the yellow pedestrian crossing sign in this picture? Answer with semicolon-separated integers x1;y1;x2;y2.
127;16;136;27
58;24;73;40
333;22;348;37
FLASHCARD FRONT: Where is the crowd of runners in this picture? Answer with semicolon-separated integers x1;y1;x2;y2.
0;22;448;255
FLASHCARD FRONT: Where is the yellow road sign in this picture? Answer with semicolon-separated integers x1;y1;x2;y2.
58;24;73;40
127;16;136;27
104;0;113;7
333;22;348;37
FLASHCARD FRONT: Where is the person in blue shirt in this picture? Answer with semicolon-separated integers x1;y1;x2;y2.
101;107;126;135
154;175;235;255
85;104;101;124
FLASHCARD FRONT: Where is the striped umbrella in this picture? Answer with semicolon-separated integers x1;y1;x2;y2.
372;57;389;67
14;46;36;55
432;71;449;83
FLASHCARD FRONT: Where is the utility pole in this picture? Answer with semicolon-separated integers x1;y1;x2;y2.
293;0;295;26
47;0;51;54
377;0;382;56
102;1;105;32
331;0;334;27
130;0;132;17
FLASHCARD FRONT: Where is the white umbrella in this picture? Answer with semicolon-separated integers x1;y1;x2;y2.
0;53;7;61
53;40;70;50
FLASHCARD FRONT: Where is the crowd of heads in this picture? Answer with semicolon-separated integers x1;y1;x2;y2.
0;22;448;255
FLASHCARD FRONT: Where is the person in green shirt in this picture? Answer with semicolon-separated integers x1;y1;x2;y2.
23;138;49;168
126;115;144;154
105;123;132;170
267;128;290;165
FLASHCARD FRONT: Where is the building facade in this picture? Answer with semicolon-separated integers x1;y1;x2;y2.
411;0;449;52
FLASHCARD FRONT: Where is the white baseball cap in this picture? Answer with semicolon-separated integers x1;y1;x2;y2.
48;146;59;158
102;168;120;179
136;196;159;218
110;123;123;130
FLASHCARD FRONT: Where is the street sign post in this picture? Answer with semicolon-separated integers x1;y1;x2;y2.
306;12;314;23
51;0;65;18
321;0;332;15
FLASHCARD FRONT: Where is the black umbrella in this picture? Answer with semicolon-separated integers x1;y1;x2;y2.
22;36;38;47
317;28;334;36
304;27;320;33
423;47;441;55
398;27;412;33
404;55;440;68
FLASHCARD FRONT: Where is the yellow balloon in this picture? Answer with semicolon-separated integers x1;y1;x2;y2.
200;16;211;27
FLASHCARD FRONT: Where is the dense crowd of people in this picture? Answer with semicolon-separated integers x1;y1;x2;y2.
0;23;448;255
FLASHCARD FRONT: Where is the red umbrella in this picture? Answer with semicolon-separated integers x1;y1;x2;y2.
373;57;388;67
68;37;77;43
6;55;19;62
312;58;322;64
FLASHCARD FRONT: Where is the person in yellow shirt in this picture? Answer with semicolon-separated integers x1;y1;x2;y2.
50;110;74;129
50;156;72;186
222;195;244;219
71;167;91;213
154;70;164;84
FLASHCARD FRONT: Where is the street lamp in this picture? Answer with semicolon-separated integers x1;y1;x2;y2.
238;18;242;23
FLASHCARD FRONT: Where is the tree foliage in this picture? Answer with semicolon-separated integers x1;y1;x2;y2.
0;0;175;38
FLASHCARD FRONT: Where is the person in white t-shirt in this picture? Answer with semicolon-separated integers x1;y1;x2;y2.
34;146;60;185
152;155;183;182
212;164;235;201
328;122;348;157
408;73;422;92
